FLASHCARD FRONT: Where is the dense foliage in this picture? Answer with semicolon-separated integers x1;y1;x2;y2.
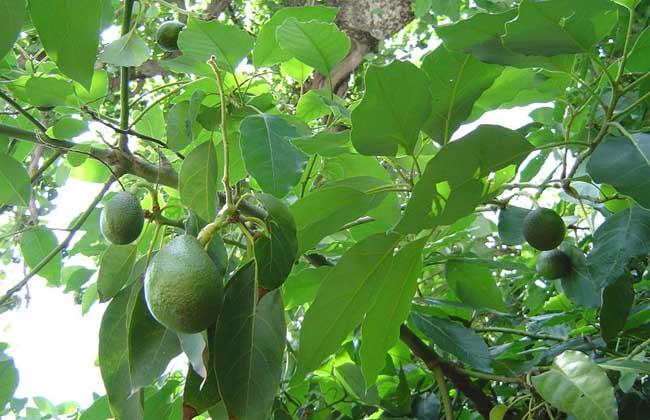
1;0;650;419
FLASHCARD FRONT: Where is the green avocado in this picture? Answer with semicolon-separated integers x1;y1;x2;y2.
144;235;224;334
522;208;566;251
156;20;185;52
100;191;144;245
536;249;572;279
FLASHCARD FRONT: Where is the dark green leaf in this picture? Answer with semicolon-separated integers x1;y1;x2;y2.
351;61;432;155
361;238;426;385
184;365;221;414
214;262;286;420
503;0;617;56
297;232;401;378
626;26;650;72
0;153;31;207
178;17;253;73
0;0;25;60
587;135;650;208
587;206;650;287
19;226;61;285
127;284;181;390
531;350;617;420
600;275;634;343
497;206;530;245
276;19;350;76
561;245;602;308
166;101;201;151
253;6;337;67
411;313;493;372
29;0;102;88
239;114;307;197
97;244;137;302
445;259;507;312
99;286;143;420
179;140;218;222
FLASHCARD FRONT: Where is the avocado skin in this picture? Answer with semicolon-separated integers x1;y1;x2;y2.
144;235;224;334
100;192;144;245
156;21;184;51
536;249;572;279
522;208;566;251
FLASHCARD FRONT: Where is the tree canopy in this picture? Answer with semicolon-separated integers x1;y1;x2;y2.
1;0;650;419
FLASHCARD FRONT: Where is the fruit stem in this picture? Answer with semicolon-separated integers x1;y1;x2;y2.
196;205;235;247
130;181;160;210
207;56;233;208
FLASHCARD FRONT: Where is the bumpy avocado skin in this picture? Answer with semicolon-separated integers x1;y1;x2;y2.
156;21;184;51
100;192;145;245
144;235;224;334
522;208;566;251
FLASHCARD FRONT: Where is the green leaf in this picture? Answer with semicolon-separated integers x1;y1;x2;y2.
0;0;25;60
561;245;602;308
62;266;95;293
29;0;102;88
445;259;507;312
588;135;650;208
179;140;218;222
421;47;502;144
214;262;286;420
611;0;640;9
350;61;432;155
497;206;530;245
412;314;493;372
127;283;181;391
184;365;221;414
600;275;634;343
276;19;350;76
19;226;61;285
296;89;333;122
291;131;352;157
239;114;307;198
177;333;206;378
281;58;313;83
396;125;532;234
0;353;18;410
254;194;298;290
503;0;617;56
25;76;75;107
135;107;165;140
254;6;337;67
97;244;137;302
531;350;617;420
178;17;253;73
626;26;650;72
297;232;401;378
600;359;650;375
360;238;426;385
99;286;144;420
99;33;151;67
166;101;200;151
49;117;88;139
283;266;330;309
0;153;31;206
587;206;650;287
291;176;389;252
78;396;111;420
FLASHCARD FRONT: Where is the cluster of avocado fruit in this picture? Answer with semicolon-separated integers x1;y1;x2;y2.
100;192;223;334
522;207;573;280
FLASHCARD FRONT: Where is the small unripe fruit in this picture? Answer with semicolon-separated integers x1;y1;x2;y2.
536;249;572;279
522;208;566;251
100;192;144;245
156;21;184;52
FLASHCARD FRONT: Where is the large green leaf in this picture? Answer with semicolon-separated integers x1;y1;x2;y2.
531;350;617;420
296;232;401;378
127;284;181;391
291;176;389;253
600;275;634;343
587;135;650;208
178;17;253;73
99;286;144;420
99;33;150;67
395;125;532;234
0;0;24;60
350;61;432;156
0;153;31;207
19;226;61;286
587;206;650;287
412;313;493;372
29;0;102;88
214;262;286;420
503;0;618;56
420;47;502;144
360;238;426;386
436;10;575;71
239;114;307;198
626;26;650;72
179;140;218;222
253;6;337;67
445;259;507;312
276;19;350;76
0;352;18;411
97;244;137;302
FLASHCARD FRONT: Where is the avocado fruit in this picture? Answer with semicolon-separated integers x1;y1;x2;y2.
156;20;184;52
522;208;566;251
144;235;224;334
100;191;145;245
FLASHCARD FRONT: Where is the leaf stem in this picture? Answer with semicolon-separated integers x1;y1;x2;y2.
208;56;233;208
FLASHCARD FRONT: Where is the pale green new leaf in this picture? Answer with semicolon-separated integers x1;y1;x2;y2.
99;33;151;67
532;350;617;420
19;227;61;286
297;232;401;378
